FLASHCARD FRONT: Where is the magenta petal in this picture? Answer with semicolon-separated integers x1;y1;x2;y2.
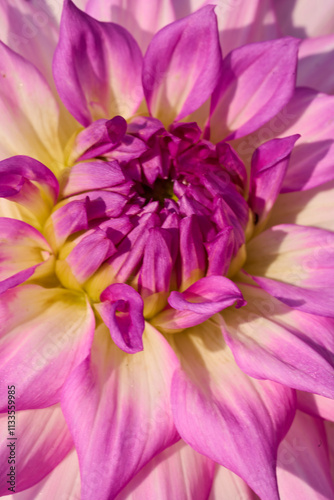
139;227;173;295
153;276;245;332
0;405;73;494
62;160;126;197
210;38;300;142
61;323;180;500
249;135;300;226
142;5;222;124
53;0;143;125
67;229;116;283
170;321;295;500
297;35;334;94
0;155;59;203
222;284;334;398
96;283;145;353
117;441;215;500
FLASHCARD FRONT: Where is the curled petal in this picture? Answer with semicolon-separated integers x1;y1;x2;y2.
153;276;245;332
244;224;334;317
96;283;145;353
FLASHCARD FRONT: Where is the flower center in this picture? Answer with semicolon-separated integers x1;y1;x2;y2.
46;115;250;318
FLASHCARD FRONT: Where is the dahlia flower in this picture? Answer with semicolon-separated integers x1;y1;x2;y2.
1;0;334;499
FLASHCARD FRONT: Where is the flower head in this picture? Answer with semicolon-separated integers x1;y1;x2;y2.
1;1;334;499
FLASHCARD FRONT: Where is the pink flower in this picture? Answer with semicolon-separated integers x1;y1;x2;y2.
0;1;334;499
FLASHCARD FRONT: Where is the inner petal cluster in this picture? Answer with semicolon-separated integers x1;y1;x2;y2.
48;115;250;318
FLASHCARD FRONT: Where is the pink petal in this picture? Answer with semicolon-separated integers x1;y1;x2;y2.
138;227;173;296
66;228;116;283
222;284;334;398
86;0;175;52
210;38;300;142
61;322;180;500
62;159;126;197
172;0;279;56
244;224;334;317
0;285;95;410
0;0;60;89
116;441;215;500
249;135;299;227
0;405;73;494
0;218;52;294
238;88;334;191
273;0;334;37
277;411;334;500
142;6;222;124
7;449;80;500
169;319;295;500
0;42;63;171
209;464;258;500
297;35;334;94
53;0;143;126
95;283;145;354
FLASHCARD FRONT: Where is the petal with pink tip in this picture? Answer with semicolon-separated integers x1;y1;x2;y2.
0;218;52;294
6;449;80;500
169;319;295;500
210;38;300;142
222;284;334;398
117;440;214;500
0;285;95;411
53;0;143;126
0;404;73;494
153;276;245;332
61;322;180;500
277;411;334;500
86;0;175;52
249;135;299;227
244;224;334;317
297;35;334;94
95;283;145;354
142;6;222;125
0;42;63;172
